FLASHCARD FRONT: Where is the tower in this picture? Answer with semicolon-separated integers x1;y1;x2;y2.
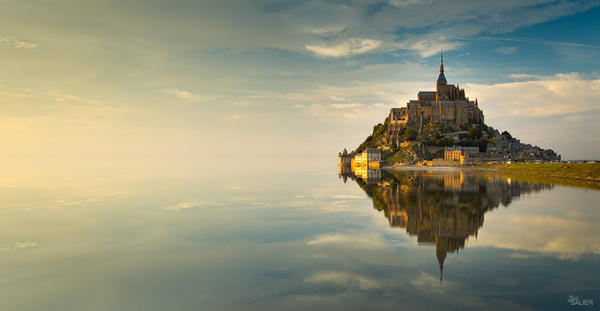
436;51;449;101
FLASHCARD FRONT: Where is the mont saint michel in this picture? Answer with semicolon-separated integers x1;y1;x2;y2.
340;53;561;171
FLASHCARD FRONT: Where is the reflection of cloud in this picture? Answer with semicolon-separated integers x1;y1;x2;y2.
474;214;600;260
0;242;38;252
50;195;121;209
332;195;363;199
410;272;458;290
307;234;387;249
304;271;379;290
508;253;539;259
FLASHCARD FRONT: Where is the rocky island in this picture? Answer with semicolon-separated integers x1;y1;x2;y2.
339;53;561;171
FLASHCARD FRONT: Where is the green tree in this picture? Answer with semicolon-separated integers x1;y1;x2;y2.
403;127;418;141
476;139;488;152
501;130;513;140
468;127;483;139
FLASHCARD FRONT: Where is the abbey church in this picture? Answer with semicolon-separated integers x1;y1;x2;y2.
387;53;484;142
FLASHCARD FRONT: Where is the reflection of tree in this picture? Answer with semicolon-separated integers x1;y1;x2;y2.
342;168;554;283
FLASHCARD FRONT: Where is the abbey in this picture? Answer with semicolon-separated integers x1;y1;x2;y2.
387;53;484;142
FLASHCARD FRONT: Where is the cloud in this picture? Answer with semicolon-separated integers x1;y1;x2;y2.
495;46;518;54
306;38;383;58
564;114;583;122
304;271;380;290
466;73;600;117
329;96;348;102
164;201;201;211
330;103;364;109
507;74;542;80
390;0;434;7
0;242;38;252
162;88;208;101
0;36;38;49
409;40;463;58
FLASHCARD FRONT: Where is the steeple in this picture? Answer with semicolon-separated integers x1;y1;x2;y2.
437;50;447;83
440;51;444;74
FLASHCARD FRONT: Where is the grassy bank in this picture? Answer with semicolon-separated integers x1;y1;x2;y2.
476;163;600;181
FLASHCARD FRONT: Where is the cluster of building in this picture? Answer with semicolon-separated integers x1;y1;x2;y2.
442;130;560;165
338;148;382;182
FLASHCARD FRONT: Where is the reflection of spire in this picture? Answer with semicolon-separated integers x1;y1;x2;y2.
437;251;446;286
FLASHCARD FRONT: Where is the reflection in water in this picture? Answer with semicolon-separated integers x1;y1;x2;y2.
340;168;553;283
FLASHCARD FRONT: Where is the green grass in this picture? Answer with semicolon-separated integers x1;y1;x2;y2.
476;163;600;181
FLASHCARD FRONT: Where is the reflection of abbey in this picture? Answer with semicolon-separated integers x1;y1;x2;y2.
387;53;484;142
342;168;553;283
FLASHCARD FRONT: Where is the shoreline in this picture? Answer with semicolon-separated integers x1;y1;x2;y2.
384;163;600;182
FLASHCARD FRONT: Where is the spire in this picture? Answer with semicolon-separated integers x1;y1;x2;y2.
437;50;447;83
440;50;444;74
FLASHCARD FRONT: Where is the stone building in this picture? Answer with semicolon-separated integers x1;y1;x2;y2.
444;146;480;161
351;148;381;169
387;53;484;144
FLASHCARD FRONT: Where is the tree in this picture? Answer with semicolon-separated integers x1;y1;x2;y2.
476;139;488;152
501;130;512;140
468;127;483;139
403;127;418;141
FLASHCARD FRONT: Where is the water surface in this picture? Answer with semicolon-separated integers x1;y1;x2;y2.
1;168;598;310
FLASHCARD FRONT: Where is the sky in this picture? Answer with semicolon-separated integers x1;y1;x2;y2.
1;0;600;182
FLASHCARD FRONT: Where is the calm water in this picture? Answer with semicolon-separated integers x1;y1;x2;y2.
1;168;599;310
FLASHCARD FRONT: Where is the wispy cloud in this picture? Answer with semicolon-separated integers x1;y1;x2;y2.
164;201;200;211
164;201;223;211
0;242;38;252
390;0;434;7
306;38;383;58
495;46;518;54
162;88;224;102
0;36;38;49
469;36;600;50
409;40;463;58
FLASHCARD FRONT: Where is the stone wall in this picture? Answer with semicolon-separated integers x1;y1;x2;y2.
432;158;460;167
